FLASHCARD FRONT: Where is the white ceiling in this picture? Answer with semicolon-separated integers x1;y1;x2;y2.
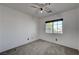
1;3;79;18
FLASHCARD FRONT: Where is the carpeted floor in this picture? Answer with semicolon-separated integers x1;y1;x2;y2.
0;39;79;55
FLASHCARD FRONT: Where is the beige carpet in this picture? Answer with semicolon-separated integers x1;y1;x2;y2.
0;39;79;55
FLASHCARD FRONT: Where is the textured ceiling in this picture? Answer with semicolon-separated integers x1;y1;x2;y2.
1;3;79;18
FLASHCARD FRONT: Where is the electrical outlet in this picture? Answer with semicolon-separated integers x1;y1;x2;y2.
14;48;16;51
27;38;29;40
55;38;58;41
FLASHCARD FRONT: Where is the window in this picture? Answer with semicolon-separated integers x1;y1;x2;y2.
45;19;63;34
46;22;53;33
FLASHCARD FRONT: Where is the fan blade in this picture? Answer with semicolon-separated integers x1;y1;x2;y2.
31;6;42;11
44;7;52;13
31;6;38;8
47;10;52;13
45;10;52;13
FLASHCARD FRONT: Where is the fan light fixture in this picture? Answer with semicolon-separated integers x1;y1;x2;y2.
31;3;52;14
40;8;43;13
40;10;43;13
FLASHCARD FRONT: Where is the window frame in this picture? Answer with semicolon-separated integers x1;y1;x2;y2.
45;18;63;34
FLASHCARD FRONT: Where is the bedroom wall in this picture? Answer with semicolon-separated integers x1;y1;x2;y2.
77;8;79;50
0;5;39;52
38;8;79;50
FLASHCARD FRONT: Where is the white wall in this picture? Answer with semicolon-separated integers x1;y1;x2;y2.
76;8;79;50
0;5;38;52
0;5;2;52
78;8;79;50
38;8;79;50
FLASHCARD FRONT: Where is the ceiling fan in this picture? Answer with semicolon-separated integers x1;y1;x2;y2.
31;3;52;14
